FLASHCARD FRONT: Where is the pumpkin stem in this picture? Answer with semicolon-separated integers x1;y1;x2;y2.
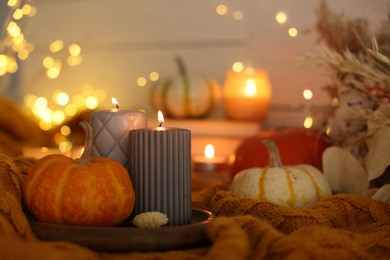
77;120;93;165
175;56;191;115
175;56;187;77
262;140;282;167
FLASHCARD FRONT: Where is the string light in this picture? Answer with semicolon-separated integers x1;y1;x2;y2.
288;27;298;37
232;11;243;21
137;76;147;87
303;89;313;100
216;4;228;16
23;87;106;131
232;61;244;72
303;116;313;128
275;12;288;24
45;40;82;78
149;71;159;81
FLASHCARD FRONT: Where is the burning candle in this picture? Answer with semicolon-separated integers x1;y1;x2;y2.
192;144;229;183
90;98;147;169
223;68;272;121
192;144;227;172
128;111;191;226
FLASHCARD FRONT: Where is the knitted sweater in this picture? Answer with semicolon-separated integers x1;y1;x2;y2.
1;154;390;259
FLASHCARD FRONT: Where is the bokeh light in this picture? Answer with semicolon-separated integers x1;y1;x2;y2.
275;12;287;24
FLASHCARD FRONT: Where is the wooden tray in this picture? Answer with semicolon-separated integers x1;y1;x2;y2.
28;209;215;252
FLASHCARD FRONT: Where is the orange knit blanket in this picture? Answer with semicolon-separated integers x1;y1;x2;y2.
1;154;390;259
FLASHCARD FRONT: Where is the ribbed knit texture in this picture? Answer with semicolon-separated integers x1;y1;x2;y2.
1;154;390;259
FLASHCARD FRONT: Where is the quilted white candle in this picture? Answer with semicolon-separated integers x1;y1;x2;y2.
90;98;147;169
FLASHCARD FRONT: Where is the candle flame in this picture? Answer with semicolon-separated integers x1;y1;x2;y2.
204;144;215;159
158;110;164;127
244;79;257;97
112;97;119;108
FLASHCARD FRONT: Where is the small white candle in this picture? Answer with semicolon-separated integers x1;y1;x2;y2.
90;98;147;169
192;144;227;172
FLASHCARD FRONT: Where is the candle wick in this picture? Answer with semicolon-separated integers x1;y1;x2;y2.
159;122;164;127
115;104;119;109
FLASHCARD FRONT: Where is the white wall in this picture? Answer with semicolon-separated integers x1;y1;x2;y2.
5;0;389;127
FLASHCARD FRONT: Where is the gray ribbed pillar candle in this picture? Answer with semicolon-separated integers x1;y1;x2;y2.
128;127;191;226
90;109;147;169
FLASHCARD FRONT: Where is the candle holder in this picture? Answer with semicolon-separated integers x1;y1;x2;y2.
223;69;272;121
192;144;229;184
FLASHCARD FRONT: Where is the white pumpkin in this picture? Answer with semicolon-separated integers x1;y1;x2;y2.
149;57;221;118
231;140;332;208
150;77;221;118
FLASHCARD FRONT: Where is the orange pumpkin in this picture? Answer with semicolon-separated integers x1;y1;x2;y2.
23;121;135;226
230;127;331;181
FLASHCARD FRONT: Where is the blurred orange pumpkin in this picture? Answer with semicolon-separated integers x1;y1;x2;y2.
230;127;331;181
23;121;135;226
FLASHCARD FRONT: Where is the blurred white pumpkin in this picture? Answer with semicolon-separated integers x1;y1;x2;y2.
231;140;332;208
149;57;221;119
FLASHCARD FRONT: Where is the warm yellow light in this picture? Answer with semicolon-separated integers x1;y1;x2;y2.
54;133;66;145
149;71;159;81
65;103;78;116
112;97;119;108
24;94;37;107
0;66;6;76
49;40;64;53
5;56;18;73
43;56;54;68
35;97;48;110
13;9;24;20
137;77;147;87
204;144;215;159
56;92;69;106
22;4;33;15
158;110;164;126
46;67;60;79
52;110;65;124
27;6;37;17
67;55;83;66
40;108;53;123
233;11;243;21
303;89;313;100
288;27;298;37
7;22;20;37
12;33;24;45
223;69;272;121
18;49;29;60
0;55;6;66
232;61;243;72
69;44;81;56
8;0;18;7
59;141;72;153
275;12;287;24
39;120;52;131
8;64;18;73
85;96;98;109
303;116;313;129
244;79;257;97
60;125;72;136
216;4;227;15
